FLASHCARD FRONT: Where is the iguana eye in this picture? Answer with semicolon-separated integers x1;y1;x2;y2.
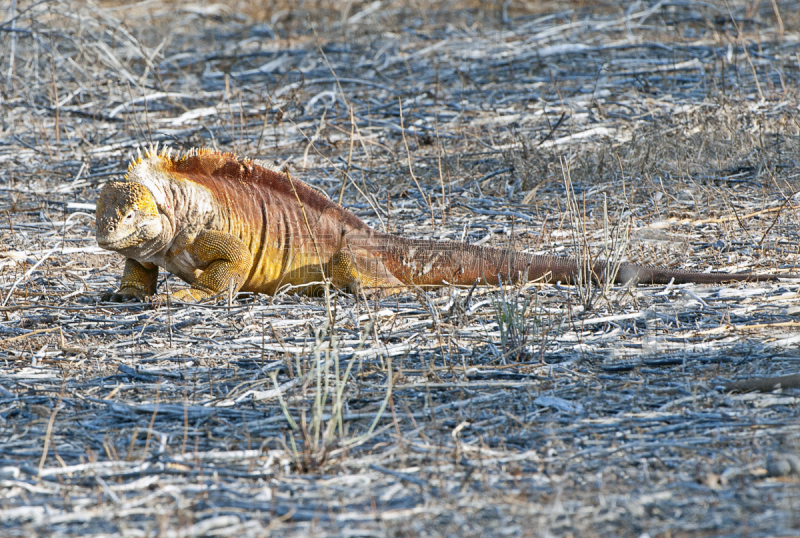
124;210;134;220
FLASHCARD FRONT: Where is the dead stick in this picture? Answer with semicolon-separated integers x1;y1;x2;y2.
0;326;60;346
38;381;65;481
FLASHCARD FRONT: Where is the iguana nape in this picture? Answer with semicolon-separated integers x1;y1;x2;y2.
95;147;783;303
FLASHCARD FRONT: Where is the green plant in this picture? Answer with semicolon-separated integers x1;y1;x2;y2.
492;283;558;364
272;285;393;472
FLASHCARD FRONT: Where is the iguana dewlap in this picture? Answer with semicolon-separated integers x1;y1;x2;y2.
95;147;780;303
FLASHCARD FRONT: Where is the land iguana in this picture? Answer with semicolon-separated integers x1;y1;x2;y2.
95;147;784;303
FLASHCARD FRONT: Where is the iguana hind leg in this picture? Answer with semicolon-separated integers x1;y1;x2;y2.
328;245;404;296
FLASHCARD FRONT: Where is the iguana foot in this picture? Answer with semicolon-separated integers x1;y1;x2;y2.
150;287;216;306
102;288;152;303
173;287;216;302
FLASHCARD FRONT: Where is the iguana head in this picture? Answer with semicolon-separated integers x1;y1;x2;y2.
96;181;163;252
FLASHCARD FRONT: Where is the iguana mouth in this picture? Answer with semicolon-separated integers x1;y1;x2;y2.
97;230;139;249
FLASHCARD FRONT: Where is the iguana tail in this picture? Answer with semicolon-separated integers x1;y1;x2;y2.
365;234;781;287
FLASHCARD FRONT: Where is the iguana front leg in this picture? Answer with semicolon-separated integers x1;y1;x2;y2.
163;230;253;303
104;259;159;302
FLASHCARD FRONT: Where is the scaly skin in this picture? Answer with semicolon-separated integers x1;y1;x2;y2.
95;147;783;303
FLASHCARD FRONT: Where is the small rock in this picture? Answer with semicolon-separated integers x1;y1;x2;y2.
766;453;800;477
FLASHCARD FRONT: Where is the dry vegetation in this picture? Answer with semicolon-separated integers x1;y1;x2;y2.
1;0;800;536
